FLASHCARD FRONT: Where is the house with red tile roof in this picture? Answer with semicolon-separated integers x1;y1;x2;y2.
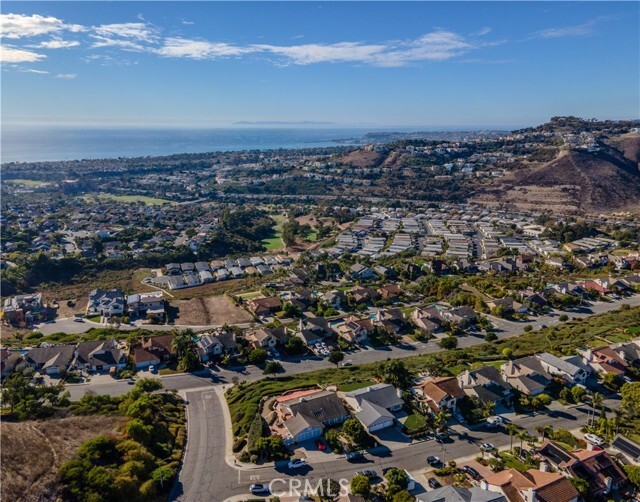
482;467;579;502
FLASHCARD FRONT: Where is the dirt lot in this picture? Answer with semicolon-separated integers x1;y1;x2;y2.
1;415;125;502
170;295;253;326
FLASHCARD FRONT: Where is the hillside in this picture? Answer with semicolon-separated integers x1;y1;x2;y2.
605;133;640;165
472;140;640;213
1;415;125;502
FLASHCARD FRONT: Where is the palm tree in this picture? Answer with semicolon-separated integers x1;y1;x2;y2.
517;430;528;454
434;410;451;432
590;392;603;426
506;424;519;453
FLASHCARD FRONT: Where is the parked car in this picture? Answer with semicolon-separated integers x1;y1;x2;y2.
428;477;442;489
426;455;441;466
250;484;269;494
486;416;503;428
288;458;308;469
346;451;364;462
355;470;377;479
315;439;326;451
462;465;480;480
480;442;495;451
584;433;604;446
149;365;156;373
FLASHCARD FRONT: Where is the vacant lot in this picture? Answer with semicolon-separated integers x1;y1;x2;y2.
171;295;253;326
1;415;125;502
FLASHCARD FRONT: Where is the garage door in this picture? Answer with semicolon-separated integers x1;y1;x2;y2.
296;428;321;442
368;419;394;432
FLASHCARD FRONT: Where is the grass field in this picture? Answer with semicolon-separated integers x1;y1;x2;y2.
91;193;173;205
338;380;376;392
226;306;640;436
4;179;47;186
404;413;427;433
262;213;286;251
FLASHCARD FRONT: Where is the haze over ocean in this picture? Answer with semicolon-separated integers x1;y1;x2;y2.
1;126;506;163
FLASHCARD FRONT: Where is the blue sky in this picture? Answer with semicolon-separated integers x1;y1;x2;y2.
1;1;638;127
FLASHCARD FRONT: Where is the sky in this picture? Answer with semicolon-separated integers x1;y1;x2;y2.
1;1;638;128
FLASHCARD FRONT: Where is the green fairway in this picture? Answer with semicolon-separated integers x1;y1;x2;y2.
91;194;173;205
4;179;46;186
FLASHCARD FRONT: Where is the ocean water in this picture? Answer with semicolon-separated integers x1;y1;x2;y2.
1;126;395;163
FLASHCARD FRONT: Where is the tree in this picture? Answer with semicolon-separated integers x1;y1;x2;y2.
571;385;587;403
506;424;519;452
624;465;640;489
178;350;199;372
328;350;345;368
248;349;268;365
385;467;409;491
531;393;552;411
379;359;411;390
342;418;366;444
569;477;589;497
523;325;533;332
284;336;305;355
590;392;604;426
434;410;451;432
439;336;458;350
282;302;302;318
621;382;640;419
484;331;498;342
559;314;569;322
602;372;621;391
502;348;513;359
350;475;371;496
263;361;283;376
392;492;414;502
559;388;572;404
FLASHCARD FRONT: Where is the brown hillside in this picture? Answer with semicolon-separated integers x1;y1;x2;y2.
509;145;640;212
1;415;125;502
604;133;640;165
335;149;385;168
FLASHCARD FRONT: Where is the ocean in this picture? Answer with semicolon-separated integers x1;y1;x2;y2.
0;126;399;163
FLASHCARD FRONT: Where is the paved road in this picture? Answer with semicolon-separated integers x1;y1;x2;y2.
172;388;619;501
65;295;639;401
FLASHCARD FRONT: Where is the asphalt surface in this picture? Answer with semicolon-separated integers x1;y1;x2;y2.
170;388;620;501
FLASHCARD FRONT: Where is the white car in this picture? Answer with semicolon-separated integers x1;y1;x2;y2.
480;443;495;451
584;433;604;446
288;458;308;469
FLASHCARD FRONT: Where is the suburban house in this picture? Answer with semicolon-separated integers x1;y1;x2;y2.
377;284;402;301
25;345;75;376
612;340;640;366
73;339;127;373
196;333;224;361
610;435;640;466
141;334;175;361
343;383;404;432
374;308;407;335
299;317;332;338
442;306;477;328
2;293;44;326
535;353;590;385
411;308;442;336
1;348;21;377
481;467;579;502
417;486;506;502
458;366;513;410
486;297;526;314
536;441;627;498
127;291;165;321
335;315;374;344
275;389;350;444
132;346;161;369
87;288;126;318
323;290;347;309
350;263;378;280
246;328;278;349
350;285;380;304
500;356;553;396
247;297;282;318
414;376;466;414
580;346;628;375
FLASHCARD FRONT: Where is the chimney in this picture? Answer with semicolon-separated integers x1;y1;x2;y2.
397;388;403;399
524;488;537;502
539;461;549;472
604;477;612;494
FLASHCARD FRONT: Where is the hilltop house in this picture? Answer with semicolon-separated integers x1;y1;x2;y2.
73;339;127;373
458;366;513;410
247;297;282;318
535;353;590;385
87;288;125;318
343;383;404;432
414;376;466;414
127;291;165;321
25;345;75;376
581;346;628;375
275;390;350;444
500;356;553;396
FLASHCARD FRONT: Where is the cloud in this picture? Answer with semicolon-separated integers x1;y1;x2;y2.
474;27;492;36
0;13;84;39
18;67;49;74
93;22;158;42
55;73;77;79
181;20;195;25
155;37;253;59
258;41;387;65
533;22;595;39
32;39;80;49
0;45;46;63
